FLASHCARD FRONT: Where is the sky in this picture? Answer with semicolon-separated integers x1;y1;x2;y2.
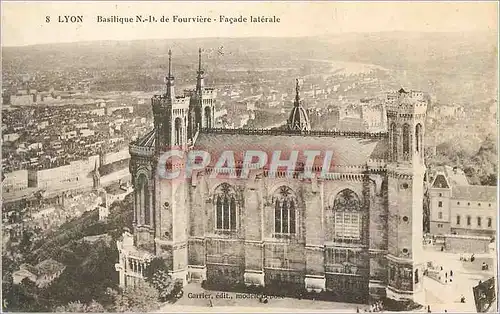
1;1;498;47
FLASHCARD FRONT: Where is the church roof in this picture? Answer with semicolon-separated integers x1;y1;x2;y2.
287;106;310;131
194;132;388;167
431;174;450;189
451;185;497;202
134;129;155;147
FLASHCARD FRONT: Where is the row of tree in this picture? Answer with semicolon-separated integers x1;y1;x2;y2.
53;257;182;312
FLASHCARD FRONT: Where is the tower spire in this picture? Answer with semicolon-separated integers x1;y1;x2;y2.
168;49;172;78
294;78;301;107
198;48;202;74
196;48;205;93
165;49;175;99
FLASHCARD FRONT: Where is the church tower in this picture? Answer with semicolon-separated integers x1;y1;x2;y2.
287;78;311;132
385;88;428;302
152;50;190;151
149;49;191;284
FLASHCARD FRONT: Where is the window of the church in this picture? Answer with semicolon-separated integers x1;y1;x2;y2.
330;189;362;243
214;183;237;231
174;117;182;146
137;174;150;225
273;186;297;236
415;123;423;153
402;123;410;159
325;248;361;275
204;106;212;128
390;123;397;160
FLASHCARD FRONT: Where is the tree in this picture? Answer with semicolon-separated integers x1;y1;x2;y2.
151;270;175;302
144;257;182;302
144;257;169;282
109;283;160;312
54;300;105;312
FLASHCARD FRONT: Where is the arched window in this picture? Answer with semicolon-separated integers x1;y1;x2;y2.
456;215;461;225
204;107;212;128
390;123;397;160
214;183;237;231
402;124;410;158
137;174;150;225
415;123;423;153
467;216;471;226
174;117;182;146
273;186;297;235
488;218;492;228
415;269;419;284
330;189;362;243
477;217;482;227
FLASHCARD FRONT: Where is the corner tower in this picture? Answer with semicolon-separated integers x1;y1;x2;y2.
152;50;190;151
385;88;428;302
188;48;216;136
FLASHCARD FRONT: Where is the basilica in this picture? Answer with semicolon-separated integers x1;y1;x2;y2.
115;49;429;304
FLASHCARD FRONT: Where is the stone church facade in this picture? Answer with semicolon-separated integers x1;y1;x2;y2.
115;49;429;304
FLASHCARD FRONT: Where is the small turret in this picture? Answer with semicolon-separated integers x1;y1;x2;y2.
287;78;311;131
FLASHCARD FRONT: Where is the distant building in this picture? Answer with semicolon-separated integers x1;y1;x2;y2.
3;133;20;142
11;94;34;106
2;170;29;193
428;166;496;238
13;259;66;288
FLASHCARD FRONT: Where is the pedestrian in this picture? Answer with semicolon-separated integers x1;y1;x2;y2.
356;307;360;313
460;295;466;303
427;305;431;313
450;270;453;277
445;272;448;278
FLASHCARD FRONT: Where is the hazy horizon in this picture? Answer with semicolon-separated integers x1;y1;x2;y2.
2;29;499;49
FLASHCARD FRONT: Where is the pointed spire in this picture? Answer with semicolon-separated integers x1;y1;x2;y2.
165;49;175;99
294;78;301;107
196;48;205;93
168;49;172;78
198;48;202;74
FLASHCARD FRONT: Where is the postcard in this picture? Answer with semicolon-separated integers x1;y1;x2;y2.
1;1;498;313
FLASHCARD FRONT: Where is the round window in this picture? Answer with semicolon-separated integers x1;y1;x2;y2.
402;248;409;254
402;216;409;222
402;183;409;189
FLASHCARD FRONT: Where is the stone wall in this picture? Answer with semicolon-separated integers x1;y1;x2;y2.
444;234;491;254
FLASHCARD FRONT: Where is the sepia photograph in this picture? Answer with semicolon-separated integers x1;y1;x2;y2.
1;1;498;313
